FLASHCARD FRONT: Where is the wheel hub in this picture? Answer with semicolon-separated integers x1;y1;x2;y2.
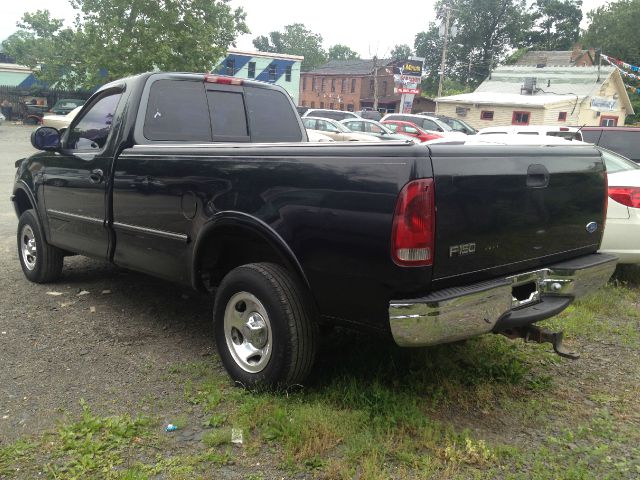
20;225;37;271
223;292;272;373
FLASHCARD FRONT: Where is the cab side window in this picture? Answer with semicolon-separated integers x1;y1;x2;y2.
67;92;122;150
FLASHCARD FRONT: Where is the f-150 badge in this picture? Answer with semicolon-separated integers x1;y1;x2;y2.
449;243;476;257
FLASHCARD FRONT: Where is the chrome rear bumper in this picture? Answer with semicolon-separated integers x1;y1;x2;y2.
389;253;618;347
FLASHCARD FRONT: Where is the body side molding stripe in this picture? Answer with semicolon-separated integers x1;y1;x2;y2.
113;221;189;243
47;209;104;225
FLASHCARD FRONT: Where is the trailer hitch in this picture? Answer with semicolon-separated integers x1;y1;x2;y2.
502;325;580;359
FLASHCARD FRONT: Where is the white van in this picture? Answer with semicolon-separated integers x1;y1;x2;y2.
477;125;583;141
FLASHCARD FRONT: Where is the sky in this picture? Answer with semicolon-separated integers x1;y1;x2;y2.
1;0;613;59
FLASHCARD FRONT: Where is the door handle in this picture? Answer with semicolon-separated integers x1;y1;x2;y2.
89;169;104;184
526;164;550;188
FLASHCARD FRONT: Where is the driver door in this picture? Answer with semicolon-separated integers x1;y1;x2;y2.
44;89;123;258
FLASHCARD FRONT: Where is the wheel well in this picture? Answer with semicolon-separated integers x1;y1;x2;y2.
14;189;33;217
196;226;305;292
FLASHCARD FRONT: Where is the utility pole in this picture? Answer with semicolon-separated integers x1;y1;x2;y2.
437;7;451;98
466;52;472;90
373;55;379;111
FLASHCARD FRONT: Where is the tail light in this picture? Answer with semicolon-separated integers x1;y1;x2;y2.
608;186;640;208
204;74;243;85
391;179;435;266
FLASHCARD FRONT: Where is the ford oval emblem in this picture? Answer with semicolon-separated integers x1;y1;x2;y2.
586;222;598;233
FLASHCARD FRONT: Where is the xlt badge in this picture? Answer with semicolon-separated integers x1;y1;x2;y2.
449;243;476;257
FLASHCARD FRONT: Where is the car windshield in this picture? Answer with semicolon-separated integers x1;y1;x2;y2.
429;117;453;131
600;148;640;173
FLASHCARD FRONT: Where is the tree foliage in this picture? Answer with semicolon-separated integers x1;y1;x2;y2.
415;0;532;96
328;44;360;61
390;44;414;61
2;0;248;89
528;0;582;50
581;0;640;65
252;23;326;71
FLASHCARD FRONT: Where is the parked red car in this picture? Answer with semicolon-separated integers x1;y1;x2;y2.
381;120;443;143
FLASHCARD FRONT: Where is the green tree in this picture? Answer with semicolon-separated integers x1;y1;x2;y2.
327;44;359;60
415;0;532;96
390;44;414;61
528;0;582;50
252;23;326;71
2;0;248;89
581;0;640;64
2;10;84;88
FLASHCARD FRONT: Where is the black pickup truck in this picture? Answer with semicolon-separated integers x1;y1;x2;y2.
13;72;617;387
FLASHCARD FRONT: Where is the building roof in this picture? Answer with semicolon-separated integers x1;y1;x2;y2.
436;92;581;108
476;65;615;96
514;50;591;67
304;59;392;76
437;65;634;114
227;48;303;61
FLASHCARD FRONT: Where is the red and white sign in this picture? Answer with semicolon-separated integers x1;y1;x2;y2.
397;87;421;95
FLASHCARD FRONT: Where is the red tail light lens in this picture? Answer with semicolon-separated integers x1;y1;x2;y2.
608;186;640;208
391;179;435;266
204;75;243;85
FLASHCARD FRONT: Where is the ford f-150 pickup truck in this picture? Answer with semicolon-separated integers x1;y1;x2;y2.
13;72;617;387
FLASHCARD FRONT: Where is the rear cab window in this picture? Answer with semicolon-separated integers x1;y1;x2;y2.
138;75;303;144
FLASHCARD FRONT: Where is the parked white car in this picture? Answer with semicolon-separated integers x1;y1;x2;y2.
598;148;640;263
424;134;640;264
0;112;5;126
41;106;83;131
477;125;583;141
306;130;335;142
302;117;381;142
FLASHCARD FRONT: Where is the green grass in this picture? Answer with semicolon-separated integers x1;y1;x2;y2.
2;276;639;479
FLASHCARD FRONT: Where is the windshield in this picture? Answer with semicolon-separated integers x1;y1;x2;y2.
600;148;640;173
427;117;453;132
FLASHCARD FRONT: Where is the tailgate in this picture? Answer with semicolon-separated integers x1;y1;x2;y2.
428;144;606;282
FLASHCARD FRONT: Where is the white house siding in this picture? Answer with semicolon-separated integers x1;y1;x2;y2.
436;103;547;129
576;77;628;126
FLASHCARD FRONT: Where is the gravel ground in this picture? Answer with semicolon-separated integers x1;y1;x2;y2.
0;124;216;440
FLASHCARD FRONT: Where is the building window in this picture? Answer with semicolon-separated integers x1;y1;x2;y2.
312;77;316;91
351;79;356;93
329;103;334;109
247;62;255;78
347;103;354;112
480;111;494;120
226;59;235;75
600;115;618;127
285;65;292;82
512;111;530;125
310;101;315;108
301;101;306;106
382;80;387;96
341;79;346;92
302;77;306;91
321;78;326;92
331;79;336;92
369;79;375;95
268;64;277;82
339;103;344;110
558;111;567;121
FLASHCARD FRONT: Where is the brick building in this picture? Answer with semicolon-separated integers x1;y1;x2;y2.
299;59;401;112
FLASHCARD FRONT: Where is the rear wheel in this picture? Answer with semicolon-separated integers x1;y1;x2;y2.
214;263;318;388
17;209;64;283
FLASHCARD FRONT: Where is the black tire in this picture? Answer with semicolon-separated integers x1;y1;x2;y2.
17;209;64;283
214;263;318;388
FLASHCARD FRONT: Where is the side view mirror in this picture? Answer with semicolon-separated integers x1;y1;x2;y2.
31;127;61;151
